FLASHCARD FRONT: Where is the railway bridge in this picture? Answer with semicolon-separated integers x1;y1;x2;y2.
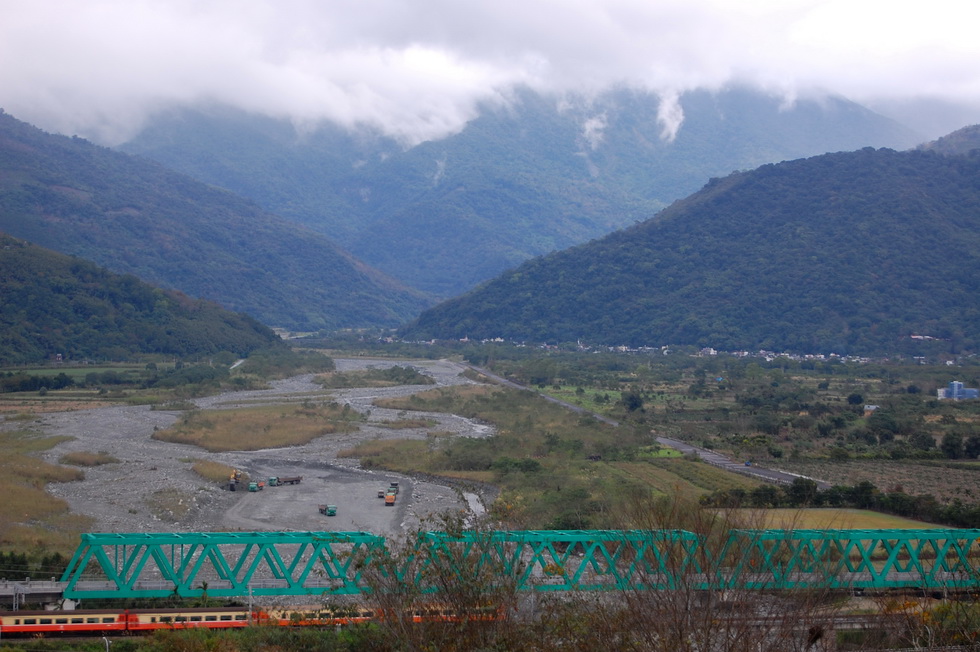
33;528;980;602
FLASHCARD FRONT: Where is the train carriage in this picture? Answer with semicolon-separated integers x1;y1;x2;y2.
0;607;255;636
0;609;130;635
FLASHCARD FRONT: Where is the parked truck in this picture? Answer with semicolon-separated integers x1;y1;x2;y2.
268;476;303;486
318;504;337;516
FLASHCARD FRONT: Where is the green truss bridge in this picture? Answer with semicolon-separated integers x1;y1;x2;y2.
59;529;980;600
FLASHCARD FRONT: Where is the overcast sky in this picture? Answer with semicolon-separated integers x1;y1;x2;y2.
2;0;979;145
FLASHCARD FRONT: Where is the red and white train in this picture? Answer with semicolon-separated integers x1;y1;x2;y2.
0;604;499;636
0;606;367;635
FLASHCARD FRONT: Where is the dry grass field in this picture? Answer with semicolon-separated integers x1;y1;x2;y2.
0;397;113;414
58;451;120;466
609;460;761;504
189;459;242;485
374;383;502;410
732;508;942;530
0;427;92;553
152;402;362;452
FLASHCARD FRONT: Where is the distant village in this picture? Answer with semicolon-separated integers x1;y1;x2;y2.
397;333;980;370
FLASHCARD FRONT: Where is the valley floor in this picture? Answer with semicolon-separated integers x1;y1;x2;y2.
31;359;488;538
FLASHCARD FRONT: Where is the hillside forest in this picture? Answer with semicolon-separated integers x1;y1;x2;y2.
403;146;980;356
0;234;283;365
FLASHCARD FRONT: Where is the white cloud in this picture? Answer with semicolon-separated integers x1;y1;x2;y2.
656;92;685;143
1;0;979;144
580;114;607;150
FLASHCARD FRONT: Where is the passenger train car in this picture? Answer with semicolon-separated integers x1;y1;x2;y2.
0;607;254;635
0;604;497;636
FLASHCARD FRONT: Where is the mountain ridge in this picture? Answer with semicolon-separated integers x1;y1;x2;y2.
0;110;430;331
119;86;924;297
401;146;980;356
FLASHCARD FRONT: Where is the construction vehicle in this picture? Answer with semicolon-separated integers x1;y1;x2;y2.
384;491;396;506
318;504;337;516
377;489;386;498
268;476;303;487
229;469;244;491
248;481;265;492
389;482;399;495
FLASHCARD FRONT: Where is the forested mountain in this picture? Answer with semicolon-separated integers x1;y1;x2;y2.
402;146;980;356
119;86;922;297
0;111;429;331
919;124;980;156
0;234;282;364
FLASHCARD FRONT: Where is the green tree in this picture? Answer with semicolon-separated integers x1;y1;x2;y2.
619;390;644;412
941;431;964;459
909;431;936;451
785;478;819;507
965;433;980;459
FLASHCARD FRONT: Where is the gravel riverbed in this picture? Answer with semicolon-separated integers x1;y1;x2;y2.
30;359;493;537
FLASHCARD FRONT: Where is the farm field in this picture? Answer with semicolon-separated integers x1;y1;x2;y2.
609;459;761;504
0;394;114;413
775;459;980;504
733;508;943;530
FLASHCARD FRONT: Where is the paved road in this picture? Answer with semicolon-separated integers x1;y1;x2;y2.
465;363;619;426
655;436;831;489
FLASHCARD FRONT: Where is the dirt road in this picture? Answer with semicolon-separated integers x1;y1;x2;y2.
34;358;491;536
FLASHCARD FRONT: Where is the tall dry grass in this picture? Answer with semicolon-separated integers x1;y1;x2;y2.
152;403;361;452
191;459;241;484
0;428;91;555
58;450;120;466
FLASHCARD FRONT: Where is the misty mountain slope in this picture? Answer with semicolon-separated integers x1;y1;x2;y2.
401;146;980;356
119;86;922;297
0;233;283;365
117;107;404;243
0;111;429;331
918;124;980;156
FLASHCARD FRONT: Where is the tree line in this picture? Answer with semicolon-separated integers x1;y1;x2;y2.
703;477;980;529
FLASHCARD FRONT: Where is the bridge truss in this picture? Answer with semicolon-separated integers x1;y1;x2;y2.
60;529;980;600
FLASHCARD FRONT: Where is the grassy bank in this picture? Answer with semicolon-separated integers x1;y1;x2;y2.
0;426;92;556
